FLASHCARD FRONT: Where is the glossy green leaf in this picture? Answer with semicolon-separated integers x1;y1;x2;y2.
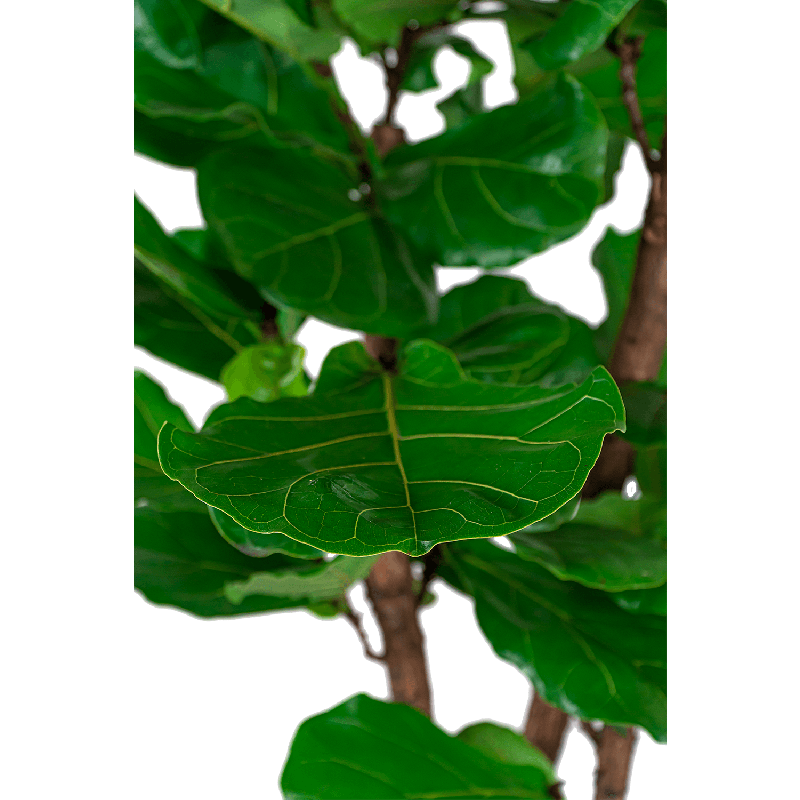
332;0;461;47
198;147;438;336
208;505;322;558
568;29;666;150
135;0;350;167
511;494;667;591
136;504;372;617
221;341;308;403
610;583;667;616
619;382;666;447
440;539;666;740
421;275;600;386
281;693;555;799
380;74;607;267
158;339;624;557
194;0;342;62
134;371;205;513
591;225;639;360
135;260;247;381
524;0;638;70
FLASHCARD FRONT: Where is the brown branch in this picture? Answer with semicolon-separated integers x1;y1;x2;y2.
259;300;280;340
416;546;442;606
365;552;432;716
523;692;570;764
580;720;603;748
342;599;386;663
593;727;639;800
364;335;399;371
615;37;656;172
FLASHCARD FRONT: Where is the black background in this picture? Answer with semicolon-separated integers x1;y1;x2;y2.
134;53;666;800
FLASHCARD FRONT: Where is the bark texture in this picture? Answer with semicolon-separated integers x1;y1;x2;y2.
523;692;570;764
365;551;432;716
594;727;639;800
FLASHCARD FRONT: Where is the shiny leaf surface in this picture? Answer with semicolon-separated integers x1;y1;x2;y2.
421;275;600;386
134;371;205;513
221;341;308;403
198;147;437;336
136;506;370;618
524;0;638;70
511;493;667;591
440;539;666;740
280;693;555;799
380;75;607;267
158;340;624;557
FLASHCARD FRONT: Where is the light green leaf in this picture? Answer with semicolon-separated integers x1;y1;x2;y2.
511;490;667;592
332;0;461;47
158;339;624;557
440;539;666;741
135;259;250;381
136;498;369;618
134;371;205;513
221;341;308;403
524;0;639;70
421;275;600;387
379;74;607;267
281;693;556;799
198;146;438;336
209;505;323;558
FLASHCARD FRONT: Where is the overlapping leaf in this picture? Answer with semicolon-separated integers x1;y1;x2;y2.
134;371;206;513
280;693;556;799
440;539;666;740
420;275;600;386
379;74;607;267
511;492;666;590
135;0;349;167
221;341;308;403
619;382;666;447
135;506;372;618
198;147;438;336
158;339;624;557
523;0;639;71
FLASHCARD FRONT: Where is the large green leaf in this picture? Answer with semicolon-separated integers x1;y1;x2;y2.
379;74;607;267
198;147;438;336
332;0;461;47
135;0;350;167
158;339;624;557
135;506;370;617
280;693;556;799
511;493;667;591
420;275;600;387
440;539;666;740
523;0;638;71
135;260;246;381
134;371;205;513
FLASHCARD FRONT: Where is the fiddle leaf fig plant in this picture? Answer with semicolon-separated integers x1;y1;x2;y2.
134;1;666;798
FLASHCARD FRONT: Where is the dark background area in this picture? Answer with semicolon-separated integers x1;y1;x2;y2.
134;53;666;800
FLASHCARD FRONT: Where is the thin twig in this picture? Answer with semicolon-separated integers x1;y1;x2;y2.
615;37;658;173
342;599;386;663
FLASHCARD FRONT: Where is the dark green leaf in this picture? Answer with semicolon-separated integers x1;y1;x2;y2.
284;0;315;28
610;583;666;616
523;0;639;70
440;539;666;740
135;506;372;617
511;492;667;591
281;693;555;799
208;506;322;558
619;382;666;447
221;341;308;403
436;82;484;130
421;275;600;386
158;339;624;557
198;146;438;336
403;31;493;94
134;371;205;513
380;74;607;267
332;0;461;47
135;259;247;381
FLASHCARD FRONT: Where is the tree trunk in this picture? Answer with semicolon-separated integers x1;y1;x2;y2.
523;692;570;764
594;727;638;800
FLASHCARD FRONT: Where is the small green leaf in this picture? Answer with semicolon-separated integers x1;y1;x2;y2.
380;74;607;267
136;504;370;618
524;0;639;70
221;341;308;403
198;146;438;336
158;340;624;557
281;693;555;799
440;539;666;741
134;371;205;513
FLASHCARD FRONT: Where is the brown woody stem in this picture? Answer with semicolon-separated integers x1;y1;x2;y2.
342;599;386;663
524;692;570;764
593;727;639;800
